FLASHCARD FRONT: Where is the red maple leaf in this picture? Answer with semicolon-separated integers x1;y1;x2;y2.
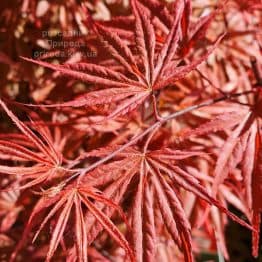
22;0;223;121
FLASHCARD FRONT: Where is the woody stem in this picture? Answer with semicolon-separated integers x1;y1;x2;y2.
70;88;257;182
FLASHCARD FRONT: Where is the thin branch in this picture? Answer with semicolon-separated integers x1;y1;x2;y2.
69;89;256;182
151;93;162;121
143;125;159;154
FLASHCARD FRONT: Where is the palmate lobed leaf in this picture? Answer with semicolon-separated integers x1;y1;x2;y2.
0;100;61;165
78;144;253;262
10;184;134;262
21;0;223;121
183;91;262;257
0;99;66;191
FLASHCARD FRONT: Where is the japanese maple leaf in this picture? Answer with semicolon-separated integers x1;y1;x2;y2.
183;90;262;257
11;183;134;262
22;0;222;120
77;143;252;262
0;99;65;191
